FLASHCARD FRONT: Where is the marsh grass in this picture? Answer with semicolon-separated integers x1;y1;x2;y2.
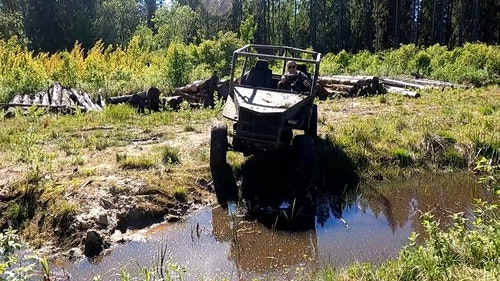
159;145;181;165
322;86;500;179
173;186;187;202
117;154;157;170
0;103;217;246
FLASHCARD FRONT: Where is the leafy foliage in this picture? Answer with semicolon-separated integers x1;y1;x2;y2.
152;4;198;48
320;43;500;86
164;41;192;87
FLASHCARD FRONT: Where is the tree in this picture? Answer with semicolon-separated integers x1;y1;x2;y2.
165;41;192;87
139;0;157;29
94;0;143;47
349;0;374;52
239;15;257;44
0;10;26;45
372;0;389;51
152;4;198;47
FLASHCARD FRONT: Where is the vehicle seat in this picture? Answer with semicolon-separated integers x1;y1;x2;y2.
245;59;272;88
296;64;311;80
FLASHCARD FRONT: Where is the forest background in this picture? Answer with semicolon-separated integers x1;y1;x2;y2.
0;0;499;102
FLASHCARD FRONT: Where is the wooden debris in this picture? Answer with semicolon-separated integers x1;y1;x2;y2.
1;74;463;118
379;78;426;90
2;82;104;118
317;75;384;98
171;75;220;108
316;75;464;99
106;87;161;113
385;86;420;98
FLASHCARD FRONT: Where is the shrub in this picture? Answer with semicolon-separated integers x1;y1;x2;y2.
165;41;192;87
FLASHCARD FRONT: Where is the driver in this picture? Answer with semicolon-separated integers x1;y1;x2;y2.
277;60;310;91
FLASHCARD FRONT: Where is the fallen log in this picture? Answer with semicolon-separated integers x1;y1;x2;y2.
3;83;104;115
70;89;93;111
177;75;219;94
11;94;22;104
0;103;87;112
217;80;231;99
315;84;328;100
83;91;100;111
408;78;467;89
380;78;426;89
106;95;132;104
42;92;50;106
163;96;184;110
317;75;383;97
385;86;420;98
177;83;199;94
173;91;213;108
318;75;378;87
61;89;75;108
326;84;356;93
33;92;43;105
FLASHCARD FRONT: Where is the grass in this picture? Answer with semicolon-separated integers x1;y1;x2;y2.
0;85;498;280
320;85;500;179
117;153;157;170
0;103;219;247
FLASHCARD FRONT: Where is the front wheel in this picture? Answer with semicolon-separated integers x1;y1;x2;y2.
210;121;237;204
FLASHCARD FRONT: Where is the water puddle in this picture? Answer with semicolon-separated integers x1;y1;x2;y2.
55;171;496;280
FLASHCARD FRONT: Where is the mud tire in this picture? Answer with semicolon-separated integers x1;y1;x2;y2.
292;135;316;184
210;122;237;204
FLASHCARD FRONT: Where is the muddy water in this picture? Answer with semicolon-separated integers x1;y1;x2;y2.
55;172;495;280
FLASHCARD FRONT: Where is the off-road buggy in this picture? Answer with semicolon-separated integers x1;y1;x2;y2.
210;44;322;204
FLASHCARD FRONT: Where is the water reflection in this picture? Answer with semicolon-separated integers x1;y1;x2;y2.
57;170;495;280
211;205;319;280
239;137;360;232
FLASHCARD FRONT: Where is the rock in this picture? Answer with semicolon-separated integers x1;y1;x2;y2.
100;198;116;209
97;214;108;228
84;230;103;257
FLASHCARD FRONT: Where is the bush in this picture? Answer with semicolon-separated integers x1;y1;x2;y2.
1;37;497;103
165;41;192;87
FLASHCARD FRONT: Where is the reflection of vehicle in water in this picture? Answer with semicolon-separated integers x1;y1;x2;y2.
211;205;319;280
239;153;316;230
238;137;360;230
208;143;358;279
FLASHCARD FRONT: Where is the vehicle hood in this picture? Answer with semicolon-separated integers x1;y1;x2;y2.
223;86;311;120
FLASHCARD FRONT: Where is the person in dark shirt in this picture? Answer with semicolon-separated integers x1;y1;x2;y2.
277;60;310;91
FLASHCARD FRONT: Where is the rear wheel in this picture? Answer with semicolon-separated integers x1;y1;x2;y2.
210;122;237;204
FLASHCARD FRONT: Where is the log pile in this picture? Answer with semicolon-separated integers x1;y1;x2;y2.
1;83;104;118
164;75;222;110
316;75;467;99
316;75;384;99
106;87;161;113
381;77;468;98
1;75;467;118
